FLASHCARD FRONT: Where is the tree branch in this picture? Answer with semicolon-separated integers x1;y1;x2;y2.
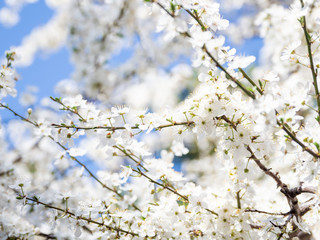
24;196;138;236
300;0;320;124
51;121;194;131
151;1;257;99
0;103;141;211
203;46;256;99
245;209;290;216
132;168;219;216
218;115;316;222
276;117;320;159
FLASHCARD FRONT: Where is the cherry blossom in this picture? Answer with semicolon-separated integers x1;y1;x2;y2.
1;0;320;239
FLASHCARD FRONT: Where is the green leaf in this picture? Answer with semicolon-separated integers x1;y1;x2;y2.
170;2;176;12
297;16;304;25
306;32;312;42
177;197;189;207
247;87;254;93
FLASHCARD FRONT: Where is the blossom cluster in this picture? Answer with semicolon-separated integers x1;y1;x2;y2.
1;0;320;239
0;52;17;100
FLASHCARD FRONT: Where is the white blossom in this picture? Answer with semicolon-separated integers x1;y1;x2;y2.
1;0;320;238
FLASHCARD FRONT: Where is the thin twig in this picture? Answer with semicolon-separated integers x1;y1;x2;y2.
51;121;194;131
151;1;257;99
132;168;219;216
203;46;256;99
154;1;175;18
24;196;138;236
245;209;290;216
113;145;148;172
238;68;264;95
0;103;141;211
218;115;316;221
37;232;57;239
133;168;188;200
300;0;320;123
276;118;320;159
50;97;86;122
246;146;285;189
0;103;39;127
51;140;141;212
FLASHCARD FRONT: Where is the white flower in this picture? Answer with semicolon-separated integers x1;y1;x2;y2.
171;140;189;156
34;121;52;136
119;165;132;183
289;0;309;18
58;190;76;200
62;94;85;107
9;177;31;191
228;55;256;69
0;66;17;99
206;35;225;52
126;139;151;157
68;147;86;157
138;123;149;131
280;40;301;61
198;72;211;82
144;114;161;134
262;71;280;82
190;26;212;47
111;105;130;116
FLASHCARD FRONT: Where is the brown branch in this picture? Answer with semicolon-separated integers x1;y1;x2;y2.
133;168;188;200
217;115;316;222
245;209;290;216
113;145;148;172
49;137;117;191
1;104;141;211
25;196;138;236
246;146;286;189
184;8;207;31
247;146;303;220
153;1;175;18
250;223;263;229
151;1;257;99
180;6;259;98
203;45;256;99
238;67;264;95
216;110;318;239
276;118;320;159
290;186;316;196
215;115;238;130
49;136;141;212
37;232;57;239
299;1;320;124
0;103;39;127
51;121;194;131
132;168;219;216
50;97;86;122
0;168;14;177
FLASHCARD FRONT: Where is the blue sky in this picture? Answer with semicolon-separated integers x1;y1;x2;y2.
0;1;73;121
